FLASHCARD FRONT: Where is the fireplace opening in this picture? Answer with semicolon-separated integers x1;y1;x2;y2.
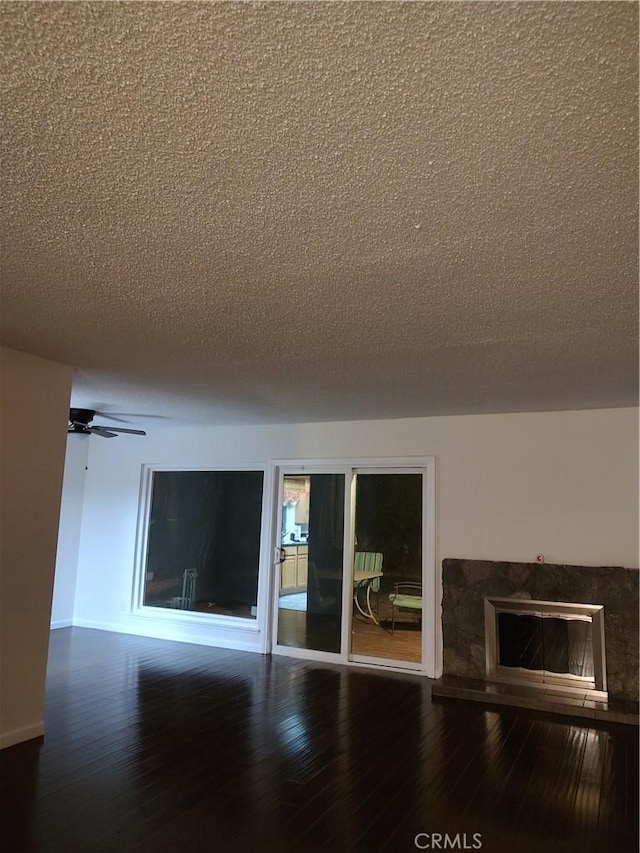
497;612;595;678
485;598;607;699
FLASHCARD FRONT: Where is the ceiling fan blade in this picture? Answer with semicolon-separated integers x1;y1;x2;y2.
90;426;118;438
94;426;147;436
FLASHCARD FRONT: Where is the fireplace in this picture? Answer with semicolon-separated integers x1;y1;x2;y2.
439;559;638;704
484;597;607;700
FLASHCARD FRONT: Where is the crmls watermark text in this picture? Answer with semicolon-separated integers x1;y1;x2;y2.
414;833;482;850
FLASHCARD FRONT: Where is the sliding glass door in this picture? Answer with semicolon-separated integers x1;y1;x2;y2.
272;460;434;674
275;472;347;655
349;471;424;669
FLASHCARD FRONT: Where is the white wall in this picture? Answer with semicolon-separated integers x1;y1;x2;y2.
71;407;638;658
51;436;89;628
0;347;72;748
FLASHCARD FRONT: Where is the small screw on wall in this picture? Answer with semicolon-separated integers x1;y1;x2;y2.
535;554;545;564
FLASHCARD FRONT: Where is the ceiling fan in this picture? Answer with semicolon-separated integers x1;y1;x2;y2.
68;408;147;439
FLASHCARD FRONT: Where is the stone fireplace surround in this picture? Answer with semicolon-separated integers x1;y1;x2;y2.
435;559;638;720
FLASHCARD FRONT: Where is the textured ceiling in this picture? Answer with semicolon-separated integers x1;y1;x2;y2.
1;1;638;427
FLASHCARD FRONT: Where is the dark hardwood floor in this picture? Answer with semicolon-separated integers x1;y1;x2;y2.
1;628;637;853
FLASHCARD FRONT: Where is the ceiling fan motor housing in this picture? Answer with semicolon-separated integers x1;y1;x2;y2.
69;408;95;433
69;408;95;426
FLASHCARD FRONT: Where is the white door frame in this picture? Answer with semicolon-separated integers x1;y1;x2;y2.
269;456;438;677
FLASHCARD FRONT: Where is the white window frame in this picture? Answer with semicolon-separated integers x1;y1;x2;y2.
131;463;272;636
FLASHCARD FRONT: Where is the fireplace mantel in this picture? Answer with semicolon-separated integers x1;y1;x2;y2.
441;558;639;703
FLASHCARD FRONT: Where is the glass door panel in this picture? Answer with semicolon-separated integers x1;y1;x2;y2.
350;472;423;666
276;473;345;654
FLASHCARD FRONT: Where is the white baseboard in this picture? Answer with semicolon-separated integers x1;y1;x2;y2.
72;617;125;633
50;619;73;630
72;617;263;654
0;721;45;750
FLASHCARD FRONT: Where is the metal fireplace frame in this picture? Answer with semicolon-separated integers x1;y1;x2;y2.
484;597;607;701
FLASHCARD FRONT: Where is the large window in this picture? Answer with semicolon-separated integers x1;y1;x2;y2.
143;470;264;620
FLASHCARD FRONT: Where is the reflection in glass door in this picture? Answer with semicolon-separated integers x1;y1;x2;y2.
350;472;423;668
276;473;346;655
